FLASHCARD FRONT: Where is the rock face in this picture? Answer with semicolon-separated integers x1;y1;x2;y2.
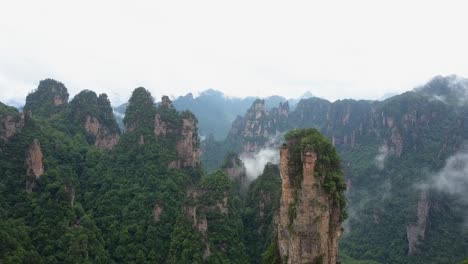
153;204;163;223
183;186;230;259
222;153;247;188
70;91;121;149
227;99;289;153
155;97;201;169
84;114;120;149
277;129;345;264
0;104;24;142
64;183;75;208
175;117;200;168
25;139;44;192
123;90;200;168
406;191;431;255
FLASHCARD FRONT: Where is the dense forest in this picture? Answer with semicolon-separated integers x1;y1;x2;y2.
1;76;468;263
201;75;468;263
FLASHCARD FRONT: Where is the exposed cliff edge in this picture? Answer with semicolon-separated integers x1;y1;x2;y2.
25;139;44;192
277;129;346;264
70;90;121;149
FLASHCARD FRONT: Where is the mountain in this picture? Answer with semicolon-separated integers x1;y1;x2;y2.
204;75;468;263
0;80;202;263
276;129;346;263
415;74;468;106
113;89;296;140
2;75;467;263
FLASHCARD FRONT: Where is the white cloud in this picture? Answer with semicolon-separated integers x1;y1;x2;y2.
1;0;468;105
375;144;389;170
240;147;280;179
431;150;468;200
420;147;468;225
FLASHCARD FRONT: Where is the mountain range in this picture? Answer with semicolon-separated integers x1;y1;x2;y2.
0;75;467;263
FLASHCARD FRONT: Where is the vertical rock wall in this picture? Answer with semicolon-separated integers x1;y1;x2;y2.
278;134;343;264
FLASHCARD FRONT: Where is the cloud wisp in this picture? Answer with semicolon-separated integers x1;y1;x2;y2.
375;144;389;170
240;147;280;179
419;147;468;225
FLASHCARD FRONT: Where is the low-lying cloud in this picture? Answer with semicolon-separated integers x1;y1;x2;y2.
419;146;468;225
428;149;468;201
240;147;280;179
375;144;389;170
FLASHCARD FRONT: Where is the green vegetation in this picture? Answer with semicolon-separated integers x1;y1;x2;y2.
23;79;69;118
242;164;281;263
0;81;202;263
123;87;156;132
200;75;468;264
285;128;347;220
2;76;468;263
168;170;248;263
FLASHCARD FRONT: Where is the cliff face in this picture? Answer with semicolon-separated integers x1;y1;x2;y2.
0;103;24;143
174;117;200;168
406;191;431;255
183;188;213;259
169;171;246;262
277;129;346;264
70;91;121;149
228;88;456;159
222;153;247;188
84;115;120;149
25;139;44;192
155;97;200;169
227;99;289;153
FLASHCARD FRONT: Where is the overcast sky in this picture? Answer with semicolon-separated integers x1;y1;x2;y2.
1;0;467;105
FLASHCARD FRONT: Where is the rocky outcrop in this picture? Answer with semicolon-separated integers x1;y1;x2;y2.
407;191;431;255
153;204;163;223
154;97;200;169
222;153;247;188
175;117;200;168
161;95;172;108
154;114;168;136
24;79;69;118
71;91;121;149
64;183;75;208
25;139;44;192
0;107;24;142
227;99;289;153
123;87;156;133
183;187;229;259
84;115;120;149
277;130;345;264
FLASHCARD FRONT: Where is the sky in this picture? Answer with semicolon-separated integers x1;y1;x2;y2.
1;0;468;106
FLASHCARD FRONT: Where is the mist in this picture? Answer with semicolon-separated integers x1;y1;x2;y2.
374;144;389;170
420;147;468;225
430;149;468;201
240;147;280;179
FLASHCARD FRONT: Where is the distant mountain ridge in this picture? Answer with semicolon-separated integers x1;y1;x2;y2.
113;89;315;140
202;74;468;263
